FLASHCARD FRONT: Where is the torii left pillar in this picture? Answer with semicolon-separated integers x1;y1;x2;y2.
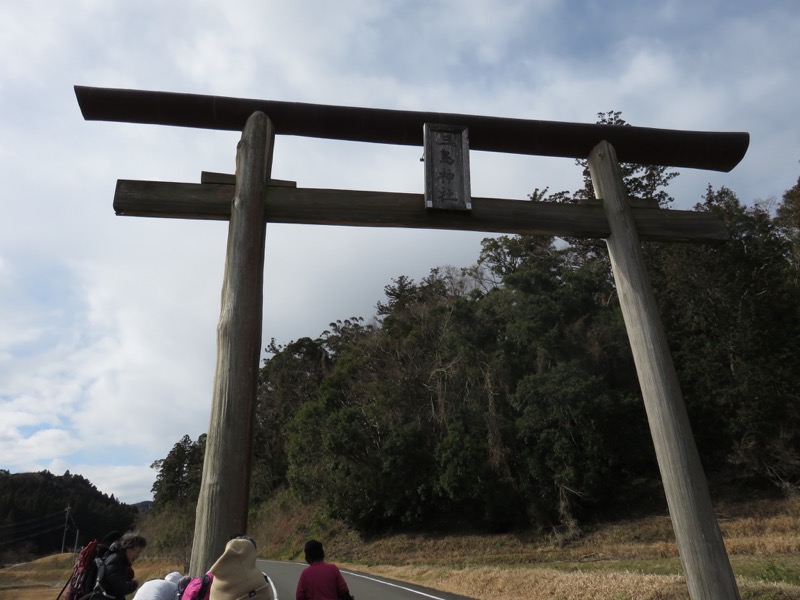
189;111;274;575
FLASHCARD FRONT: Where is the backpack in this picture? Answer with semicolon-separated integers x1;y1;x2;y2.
58;540;104;600
180;573;213;600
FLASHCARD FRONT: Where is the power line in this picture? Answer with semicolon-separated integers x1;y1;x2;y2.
0;509;66;530
0;514;64;537
0;522;66;546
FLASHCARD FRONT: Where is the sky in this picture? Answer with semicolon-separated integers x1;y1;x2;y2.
1;1;798;505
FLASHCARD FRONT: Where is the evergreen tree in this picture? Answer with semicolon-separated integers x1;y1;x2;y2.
647;185;800;494
151;434;206;509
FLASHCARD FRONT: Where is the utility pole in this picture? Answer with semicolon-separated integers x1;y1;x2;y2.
61;505;70;553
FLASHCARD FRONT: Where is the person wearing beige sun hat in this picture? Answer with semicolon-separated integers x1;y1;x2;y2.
208;538;270;600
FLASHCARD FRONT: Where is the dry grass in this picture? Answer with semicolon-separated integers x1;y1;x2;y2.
3;496;799;600
348;564;690;600
318;496;800;599
0;555;182;600
345;563;800;600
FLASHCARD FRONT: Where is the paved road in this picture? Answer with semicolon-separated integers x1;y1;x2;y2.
258;559;475;600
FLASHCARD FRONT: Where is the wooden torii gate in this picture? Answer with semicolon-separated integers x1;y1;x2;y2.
76;85;749;600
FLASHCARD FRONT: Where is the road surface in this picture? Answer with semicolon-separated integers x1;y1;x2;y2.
258;559;476;600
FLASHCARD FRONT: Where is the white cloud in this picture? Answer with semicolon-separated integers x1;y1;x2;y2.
1;427;81;465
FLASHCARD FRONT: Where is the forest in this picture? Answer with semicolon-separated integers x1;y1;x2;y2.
147;116;800;548
5;116;798;561
0;470;137;561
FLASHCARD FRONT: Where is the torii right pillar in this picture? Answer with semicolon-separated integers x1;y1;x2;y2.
589;140;740;600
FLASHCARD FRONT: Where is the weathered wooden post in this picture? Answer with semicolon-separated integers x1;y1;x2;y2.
188;111;275;575
588;140;740;599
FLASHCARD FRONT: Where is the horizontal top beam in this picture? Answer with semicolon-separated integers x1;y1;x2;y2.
74;85;749;172
113;178;729;244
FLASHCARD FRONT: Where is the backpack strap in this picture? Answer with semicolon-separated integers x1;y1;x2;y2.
82;555;115;600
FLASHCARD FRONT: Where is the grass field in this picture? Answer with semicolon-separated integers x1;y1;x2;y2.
3;496;799;600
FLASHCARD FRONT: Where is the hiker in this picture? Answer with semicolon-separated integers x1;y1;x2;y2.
295;540;353;600
96;532;148;600
208;537;270;600
133;571;182;600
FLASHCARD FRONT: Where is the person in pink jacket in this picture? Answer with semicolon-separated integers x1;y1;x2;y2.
295;540;353;600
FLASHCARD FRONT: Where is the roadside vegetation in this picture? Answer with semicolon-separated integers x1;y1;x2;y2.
143;159;800;550
248;492;800;599
3;495;799;600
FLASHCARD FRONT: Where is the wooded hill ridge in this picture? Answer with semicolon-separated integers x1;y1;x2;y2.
146;115;800;554
0;470;137;562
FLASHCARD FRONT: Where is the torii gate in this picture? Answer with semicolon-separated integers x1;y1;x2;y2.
76;85;749;600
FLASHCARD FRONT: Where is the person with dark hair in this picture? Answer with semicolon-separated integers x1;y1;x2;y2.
295;540;353;600
95;532;147;600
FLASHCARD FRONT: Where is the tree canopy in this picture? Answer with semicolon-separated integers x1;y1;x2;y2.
0;470;136;560
148;117;800;538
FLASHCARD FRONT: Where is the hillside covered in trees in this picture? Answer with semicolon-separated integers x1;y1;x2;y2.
143;115;800;553
0;470;137;561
